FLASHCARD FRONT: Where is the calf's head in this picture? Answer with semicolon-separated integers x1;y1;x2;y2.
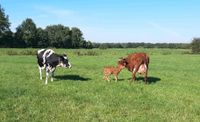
59;54;72;68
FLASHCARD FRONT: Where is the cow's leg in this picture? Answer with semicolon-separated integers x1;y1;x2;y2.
50;68;56;82
141;64;148;84
38;66;42;80
130;65;140;84
51;71;54;82
45;71;49;85
144;68;148;84
45;66;51;85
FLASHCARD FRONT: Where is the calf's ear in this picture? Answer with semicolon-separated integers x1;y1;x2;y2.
123;58;128;64
118;57;124;61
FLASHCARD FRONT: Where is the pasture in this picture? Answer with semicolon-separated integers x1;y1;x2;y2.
0;48;200;121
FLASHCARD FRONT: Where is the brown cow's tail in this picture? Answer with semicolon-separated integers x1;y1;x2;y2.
145;55;150;68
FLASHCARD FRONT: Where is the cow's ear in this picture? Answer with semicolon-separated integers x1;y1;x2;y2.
63;54;67;56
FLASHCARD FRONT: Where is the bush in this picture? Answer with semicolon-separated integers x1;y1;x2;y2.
191;38;200;54
6;49;36;55
99;44;109;49
20;50;36;55
6;50;18;55
86;51;98;56
74;51;99;56
161;51;172;55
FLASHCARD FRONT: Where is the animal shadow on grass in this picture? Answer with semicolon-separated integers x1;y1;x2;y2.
137;76;161;84
127;76;161;84
54;75;91;81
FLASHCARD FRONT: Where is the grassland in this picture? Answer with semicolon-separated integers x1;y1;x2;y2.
0;48;200;122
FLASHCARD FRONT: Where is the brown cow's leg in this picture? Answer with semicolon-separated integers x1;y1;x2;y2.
144;69;148;84
130;65;140;84
143;64;148;84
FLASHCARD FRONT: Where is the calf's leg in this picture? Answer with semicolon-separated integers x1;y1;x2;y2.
106;75;110;82
114;75;118;82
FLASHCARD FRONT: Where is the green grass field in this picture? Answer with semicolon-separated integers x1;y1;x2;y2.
0;48;200;122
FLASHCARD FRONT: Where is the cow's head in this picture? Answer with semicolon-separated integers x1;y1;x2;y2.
117;57;128;68
59;54;72;68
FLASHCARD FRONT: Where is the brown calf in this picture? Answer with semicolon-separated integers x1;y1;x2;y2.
103;61;125;82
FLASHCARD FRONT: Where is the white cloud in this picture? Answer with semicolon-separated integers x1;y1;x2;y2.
148;22;182;38
34;6;76;19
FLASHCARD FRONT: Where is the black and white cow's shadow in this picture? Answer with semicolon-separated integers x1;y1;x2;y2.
54;74;91;81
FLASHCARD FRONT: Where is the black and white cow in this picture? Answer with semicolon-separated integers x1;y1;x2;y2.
37;49;71;84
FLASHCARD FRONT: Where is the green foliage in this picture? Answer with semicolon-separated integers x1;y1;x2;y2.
6;50;19;55
46;24;71;48
94;42;190;49
0;48;200;121
5;49;36;55
0;4;195;50
74;50;99;56
191;38;200;54
71;27;84;48
15;18;37;47
0;5;13;47
0;4;93;48
0;5;10;34
86;41;93;49
99;43;109;49
36;28;48;48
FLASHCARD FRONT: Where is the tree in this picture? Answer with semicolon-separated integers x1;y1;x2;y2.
45;24;71;48
0;5;10;35
86;41;93;49
36;28;49;47
99;43;109;49
15;18;37;47
0;5;12;47
70;27;84;48
191;38;200;54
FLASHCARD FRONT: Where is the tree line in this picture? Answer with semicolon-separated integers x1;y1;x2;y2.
0;5;93;48
93;42;190;49
1;4;200;53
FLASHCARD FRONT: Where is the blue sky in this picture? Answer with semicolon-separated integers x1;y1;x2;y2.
1;0;200;43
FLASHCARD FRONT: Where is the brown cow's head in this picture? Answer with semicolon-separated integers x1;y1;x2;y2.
117;57;128;68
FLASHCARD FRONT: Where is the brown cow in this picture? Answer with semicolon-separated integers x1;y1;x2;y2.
118;53;149;84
